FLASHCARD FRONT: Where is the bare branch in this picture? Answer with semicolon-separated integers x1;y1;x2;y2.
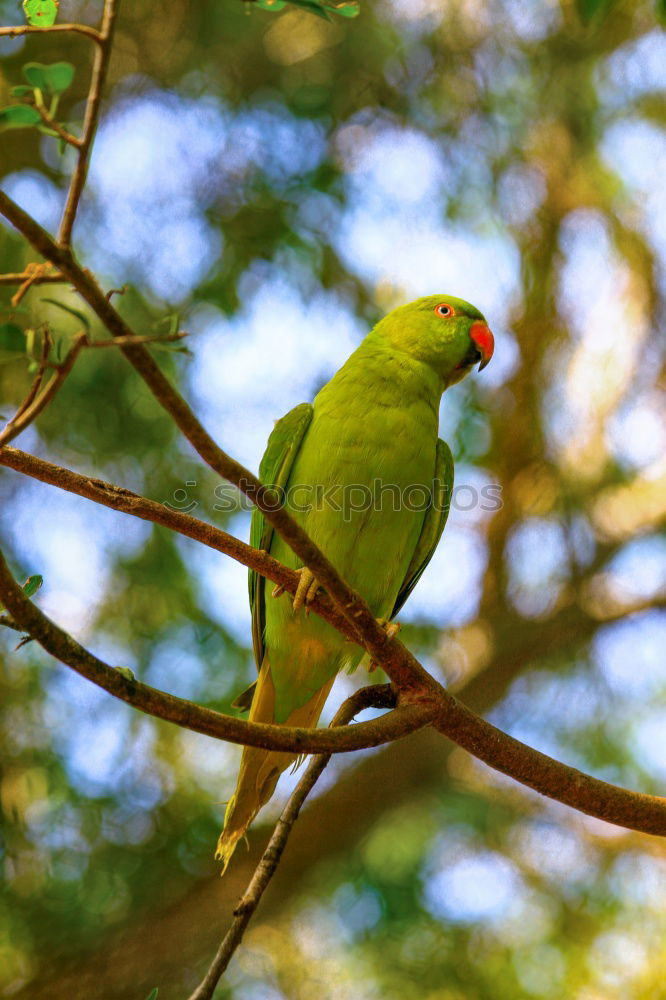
0;24;102;43
58;0;118;246
187;685;396;1000
0;446;362;643
0;544;434;754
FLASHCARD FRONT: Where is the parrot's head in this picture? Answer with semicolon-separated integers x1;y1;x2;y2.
373;294;494;387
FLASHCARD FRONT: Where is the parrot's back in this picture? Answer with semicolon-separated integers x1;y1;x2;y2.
216;338;444;871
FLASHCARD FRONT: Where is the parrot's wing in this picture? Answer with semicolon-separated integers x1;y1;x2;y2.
232;402;314;711
390;438;454;620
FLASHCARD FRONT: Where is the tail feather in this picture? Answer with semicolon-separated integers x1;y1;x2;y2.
215;658;334;874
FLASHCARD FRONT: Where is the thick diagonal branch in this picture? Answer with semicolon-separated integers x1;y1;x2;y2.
0;544;434;754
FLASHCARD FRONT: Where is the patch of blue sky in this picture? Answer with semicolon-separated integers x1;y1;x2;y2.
80;91;226;301
598;29;666;111
187;274;364;471
608;850;666;911
505;516;568;618
607;393;666;470
400;524;486;625
1;169;64;233
176;512;252;647
630;711;666;782
422;847;524;925
231;103;327;184
176;728;240;800
334;209;520;349
601;120;666;263
55;697;131;795
0;0;25;55
490;668;609;761
594;611;666;701
558;209;614;338
510;820;597;886
143;631;208;700
377;0;445;34
501;0;561;41
5;474;150;636
75;91;326;302
603;534;666;603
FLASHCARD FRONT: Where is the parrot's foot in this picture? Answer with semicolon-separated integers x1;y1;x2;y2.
292;567;320;613
368;619;401;672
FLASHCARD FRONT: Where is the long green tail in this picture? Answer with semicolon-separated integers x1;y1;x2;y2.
215;658;335;874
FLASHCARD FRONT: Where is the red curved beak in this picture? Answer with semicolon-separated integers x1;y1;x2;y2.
469;321;494;371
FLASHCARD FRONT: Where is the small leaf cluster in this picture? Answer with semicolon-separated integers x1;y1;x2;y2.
0;61;76;148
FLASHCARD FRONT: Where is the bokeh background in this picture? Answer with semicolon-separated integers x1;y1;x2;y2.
1;0;665;997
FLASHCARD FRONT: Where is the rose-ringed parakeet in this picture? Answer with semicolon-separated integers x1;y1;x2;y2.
216;294;494;871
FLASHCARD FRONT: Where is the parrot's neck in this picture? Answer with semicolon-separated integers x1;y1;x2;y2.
316;339;445;418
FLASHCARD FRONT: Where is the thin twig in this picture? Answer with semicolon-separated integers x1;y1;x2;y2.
0;270;66;287
34;104;82;148
57;0;118;246
187;685;396;1000
0;24;102;43
85;331;188;348
0;332;87;447
7;263;63;305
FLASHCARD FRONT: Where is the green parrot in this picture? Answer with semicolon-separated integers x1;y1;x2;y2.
216;294;494;871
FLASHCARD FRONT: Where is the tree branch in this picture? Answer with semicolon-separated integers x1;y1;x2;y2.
1;535;665;836
187;685;395;1000
0;446;362;643
0;24;102;43
0;544;434;754
57;0;118;246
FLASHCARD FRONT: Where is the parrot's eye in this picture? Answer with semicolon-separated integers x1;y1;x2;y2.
435;303;454;317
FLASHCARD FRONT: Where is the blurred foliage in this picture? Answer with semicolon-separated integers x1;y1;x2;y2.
1;0;665;998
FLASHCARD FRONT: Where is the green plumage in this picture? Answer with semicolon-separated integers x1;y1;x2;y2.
216;294;493;871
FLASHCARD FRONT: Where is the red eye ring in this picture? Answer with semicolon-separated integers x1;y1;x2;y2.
435;303;454;317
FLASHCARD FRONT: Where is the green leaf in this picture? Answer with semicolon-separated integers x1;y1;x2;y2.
22;575;43;598
22;62;75;96
657;0;666;22
144;990;159;1000
253;0;287;10
0;323;27;361
10;85;34;98
22;0;59;27
575;0;617;23
0;105;41;129
41;298;91;331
